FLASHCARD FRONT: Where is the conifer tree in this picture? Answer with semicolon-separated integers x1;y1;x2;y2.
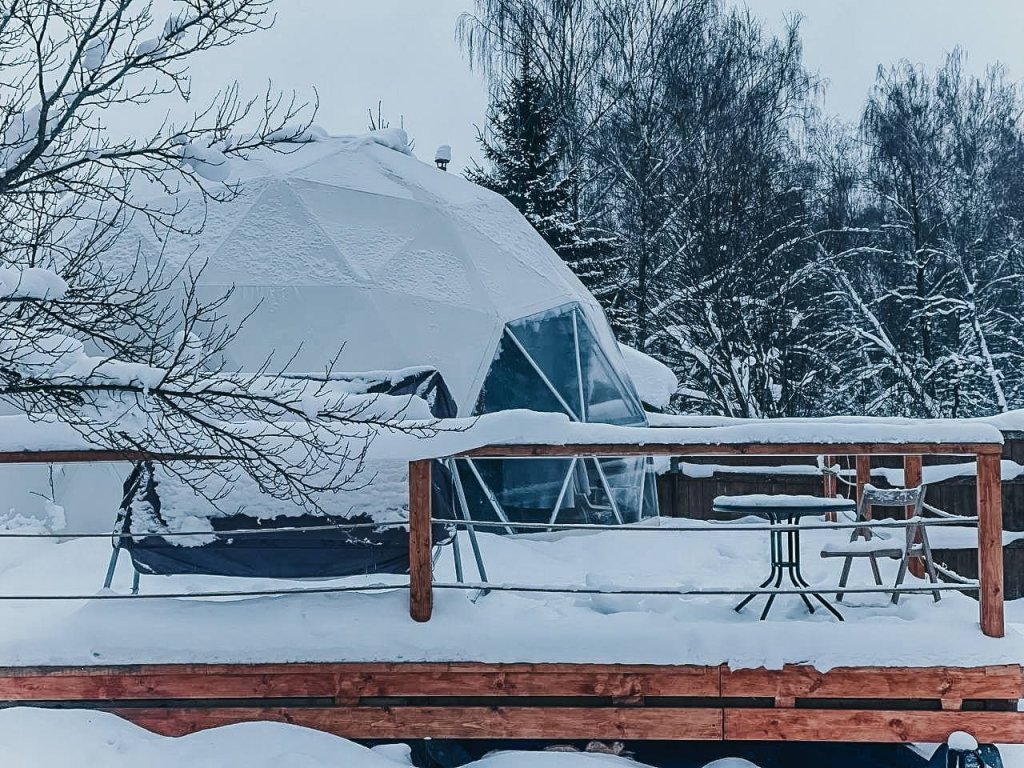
467;37;614;290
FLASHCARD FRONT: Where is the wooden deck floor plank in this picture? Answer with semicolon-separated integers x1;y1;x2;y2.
724;708;1024;743
721;664;1024;701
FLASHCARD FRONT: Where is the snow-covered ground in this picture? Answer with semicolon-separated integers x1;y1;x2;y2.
4;708;739;768
0;515;1019;670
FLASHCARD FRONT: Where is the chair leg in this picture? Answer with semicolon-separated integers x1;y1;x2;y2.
869;554;883;586
103;546;121;589
836;557;853;603
921;531;941;603
891;554;909;605
131;569;140;596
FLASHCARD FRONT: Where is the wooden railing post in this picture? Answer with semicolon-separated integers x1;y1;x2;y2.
903;455;924;578
822;455;837;522
855;455;871;514
819;456;835;499
977;450;1004;638
409;460;433;622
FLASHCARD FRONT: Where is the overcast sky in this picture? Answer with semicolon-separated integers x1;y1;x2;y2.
190;1;1024;168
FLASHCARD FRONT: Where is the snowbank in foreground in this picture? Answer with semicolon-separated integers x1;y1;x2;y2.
0;708;707;768
1;709;399;768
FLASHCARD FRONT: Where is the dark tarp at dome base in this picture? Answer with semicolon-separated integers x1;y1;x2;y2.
119;462;455;579
111;367;457;581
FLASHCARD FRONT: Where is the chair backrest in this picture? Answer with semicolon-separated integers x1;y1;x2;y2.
858;483;926;520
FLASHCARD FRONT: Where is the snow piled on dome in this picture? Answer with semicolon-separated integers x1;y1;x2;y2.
618;343;678;410
114;128;621;414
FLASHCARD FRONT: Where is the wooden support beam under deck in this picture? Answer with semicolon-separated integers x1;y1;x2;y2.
115;705;726;740
724;709;1024;743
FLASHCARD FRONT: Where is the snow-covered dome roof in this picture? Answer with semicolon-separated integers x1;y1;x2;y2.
119;129;622;414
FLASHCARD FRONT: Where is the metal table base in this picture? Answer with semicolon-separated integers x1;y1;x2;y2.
731;512;845;622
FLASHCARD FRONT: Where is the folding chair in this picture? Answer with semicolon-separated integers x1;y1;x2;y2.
821;484;941;604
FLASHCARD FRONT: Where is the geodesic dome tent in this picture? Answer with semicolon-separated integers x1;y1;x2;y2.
115;129;657;526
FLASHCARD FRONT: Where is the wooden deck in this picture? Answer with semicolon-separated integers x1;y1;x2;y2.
0;437;1013;744
1;661;1022;743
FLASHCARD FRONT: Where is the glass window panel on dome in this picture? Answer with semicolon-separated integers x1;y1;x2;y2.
504;304;582;420
595;457;650;523
574;315;646;426
473;330;571;416
569;459;620;525
473;457;577;526
470;329;576;525
454;460;505;526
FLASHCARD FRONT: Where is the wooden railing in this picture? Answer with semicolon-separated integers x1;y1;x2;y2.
411;440;1006;638
0;442;1005;638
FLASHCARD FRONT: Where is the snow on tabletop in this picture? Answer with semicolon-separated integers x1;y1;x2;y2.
0;708;740;768
618;342;678;410
713;494;856;508
0;519;1021;671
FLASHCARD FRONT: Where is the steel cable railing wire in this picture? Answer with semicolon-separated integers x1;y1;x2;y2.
0;582;978;601
0;451;987;601
0;519;414;539
0;512;982;600
0;514;980;539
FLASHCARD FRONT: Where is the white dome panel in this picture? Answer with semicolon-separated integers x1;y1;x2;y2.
111;130;629;414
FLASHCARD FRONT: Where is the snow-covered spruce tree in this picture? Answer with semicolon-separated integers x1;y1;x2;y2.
0;0;434;507
459;0;628;330
466;31;613;290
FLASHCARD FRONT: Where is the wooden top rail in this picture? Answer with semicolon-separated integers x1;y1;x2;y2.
0;449;221;464
459;442;1004;458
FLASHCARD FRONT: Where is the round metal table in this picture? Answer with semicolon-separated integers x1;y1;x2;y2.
712;495;856;621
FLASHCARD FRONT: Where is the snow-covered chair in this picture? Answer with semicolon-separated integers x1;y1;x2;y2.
820;484;941;603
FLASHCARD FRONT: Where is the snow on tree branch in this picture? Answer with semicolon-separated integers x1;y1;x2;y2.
0;1;440;509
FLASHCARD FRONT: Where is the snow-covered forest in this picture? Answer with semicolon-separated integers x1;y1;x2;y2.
463;0;1024;420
